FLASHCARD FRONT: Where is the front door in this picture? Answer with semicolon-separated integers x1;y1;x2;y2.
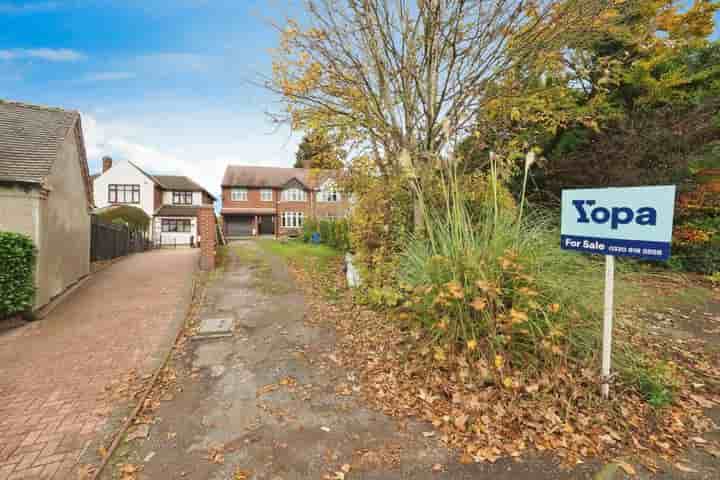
258;215;275;235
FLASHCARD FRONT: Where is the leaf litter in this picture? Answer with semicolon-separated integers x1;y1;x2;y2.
289;257;720;474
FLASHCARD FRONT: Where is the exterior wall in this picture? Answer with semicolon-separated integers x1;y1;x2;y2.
153;185;163;211
0;184;42;241
222;187;276;210
152;216;198;247
220;183;350;236
198;207;217;271
38;124;91;308
93;161;156;218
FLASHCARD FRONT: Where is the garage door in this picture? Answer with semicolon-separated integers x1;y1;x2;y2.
226;216;253;237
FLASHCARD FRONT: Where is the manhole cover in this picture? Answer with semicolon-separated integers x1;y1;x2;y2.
195;317;234;339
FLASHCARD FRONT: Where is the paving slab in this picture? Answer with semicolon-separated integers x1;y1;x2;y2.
0;249;198;479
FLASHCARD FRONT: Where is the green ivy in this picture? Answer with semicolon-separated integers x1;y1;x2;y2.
0;232;37;318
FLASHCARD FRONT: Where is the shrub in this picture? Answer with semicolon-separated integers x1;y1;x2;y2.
302;218;319;243
398;166;601;371
319;220;333;246
0;232;37;318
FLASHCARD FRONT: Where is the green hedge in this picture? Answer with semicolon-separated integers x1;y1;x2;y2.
0;232;37;318
301;218;351;251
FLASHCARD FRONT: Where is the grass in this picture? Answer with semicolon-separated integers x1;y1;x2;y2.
255;238;341;272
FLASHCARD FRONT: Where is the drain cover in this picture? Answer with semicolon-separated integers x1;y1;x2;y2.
195;317;234;339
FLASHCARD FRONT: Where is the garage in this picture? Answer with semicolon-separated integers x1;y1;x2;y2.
225;215;253;237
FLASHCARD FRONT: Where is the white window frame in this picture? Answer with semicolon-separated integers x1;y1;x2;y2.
317;181;340;203
260;189;273;202
281;211;304;228
281;188;306;202
231;188;247;201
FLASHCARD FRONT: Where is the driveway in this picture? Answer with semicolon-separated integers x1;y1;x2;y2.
0;248;198;480
107;242;608;480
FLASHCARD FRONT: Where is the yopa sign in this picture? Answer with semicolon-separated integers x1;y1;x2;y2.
561;186;676;260
560;185;676;399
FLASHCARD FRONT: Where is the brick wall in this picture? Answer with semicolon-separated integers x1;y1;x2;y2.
197;206;217;271
220;185;351;236
221;187;277;210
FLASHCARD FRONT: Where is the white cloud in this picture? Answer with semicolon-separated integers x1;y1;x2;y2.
80;112;301;200
80;71;136;82
0;48;86;62
0;2;58;14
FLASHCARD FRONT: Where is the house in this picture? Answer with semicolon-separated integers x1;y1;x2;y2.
220;165;350;238
0;99;93;309
92;158;216;246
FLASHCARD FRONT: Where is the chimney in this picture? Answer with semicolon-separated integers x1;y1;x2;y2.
102;156;113;173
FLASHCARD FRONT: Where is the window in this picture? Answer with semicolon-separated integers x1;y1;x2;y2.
108;184;140;204
173;191;193;205
161;219;192;233
260;189;273;202
281;188;306;202
317;182;340;202
231;188;247;201
281;211;304;228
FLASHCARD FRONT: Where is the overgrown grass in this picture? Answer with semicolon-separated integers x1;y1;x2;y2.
256;238;340;272
396;162;679;406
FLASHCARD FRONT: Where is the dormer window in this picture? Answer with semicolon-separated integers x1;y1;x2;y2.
281;188;306;202
173;191;193;205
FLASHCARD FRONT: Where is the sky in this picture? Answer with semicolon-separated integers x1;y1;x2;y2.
0;0;306;197
1;1;718;198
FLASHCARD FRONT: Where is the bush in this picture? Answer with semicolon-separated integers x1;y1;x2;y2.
0;232;37;318
302;218;319;243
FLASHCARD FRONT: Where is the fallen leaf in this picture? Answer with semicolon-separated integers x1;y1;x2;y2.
615;460;636;476
674;463;698;473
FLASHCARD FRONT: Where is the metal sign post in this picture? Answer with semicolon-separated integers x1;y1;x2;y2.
560;186;676;399
601;255;615;398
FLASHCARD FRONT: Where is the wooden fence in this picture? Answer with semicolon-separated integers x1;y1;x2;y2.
90;215;150;262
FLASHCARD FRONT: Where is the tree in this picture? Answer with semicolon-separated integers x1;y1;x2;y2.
294;130;344;169
270;0;613;178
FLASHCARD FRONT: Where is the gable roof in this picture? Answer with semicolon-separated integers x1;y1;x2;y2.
0;99;92;205
221;165;337;189
154;175;217;200
95;161;217;201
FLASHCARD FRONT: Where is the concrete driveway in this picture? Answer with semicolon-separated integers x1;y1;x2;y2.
0;248;198;480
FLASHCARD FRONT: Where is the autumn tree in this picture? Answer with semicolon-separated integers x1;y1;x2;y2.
270;0;615;178
294;130;344;169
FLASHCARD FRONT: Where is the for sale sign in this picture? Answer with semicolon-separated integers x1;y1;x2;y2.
561;186;676;261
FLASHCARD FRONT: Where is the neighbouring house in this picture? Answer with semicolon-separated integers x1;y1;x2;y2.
220;165;350;238
0;99;93;310
92;158;216;246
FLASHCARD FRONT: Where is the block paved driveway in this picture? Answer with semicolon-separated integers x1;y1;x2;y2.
0;249;198;480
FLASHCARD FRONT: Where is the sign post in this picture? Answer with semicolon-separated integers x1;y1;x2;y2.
560;186;676;399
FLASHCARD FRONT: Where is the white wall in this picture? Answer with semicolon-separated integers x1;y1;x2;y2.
161;190;203;206
153;216;198;247
93;161;156;217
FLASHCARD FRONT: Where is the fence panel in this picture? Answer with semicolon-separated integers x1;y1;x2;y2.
91;216;148;262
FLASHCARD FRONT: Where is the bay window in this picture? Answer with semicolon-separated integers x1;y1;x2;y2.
281;211;304;228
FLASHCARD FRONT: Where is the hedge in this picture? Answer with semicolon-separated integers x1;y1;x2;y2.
0;232;37;318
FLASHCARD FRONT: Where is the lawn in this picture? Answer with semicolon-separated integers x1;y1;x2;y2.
255;238;341;272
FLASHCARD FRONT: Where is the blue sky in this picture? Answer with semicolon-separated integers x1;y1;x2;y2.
0;0;306;195
0;1;718;196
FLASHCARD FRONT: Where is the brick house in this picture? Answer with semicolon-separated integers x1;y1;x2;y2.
92;157;216;245
220;165;350;238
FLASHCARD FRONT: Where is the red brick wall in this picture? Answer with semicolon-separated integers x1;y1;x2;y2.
220;185;351;236
222;187;277;209
197;206;217;271
154;186;163;211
